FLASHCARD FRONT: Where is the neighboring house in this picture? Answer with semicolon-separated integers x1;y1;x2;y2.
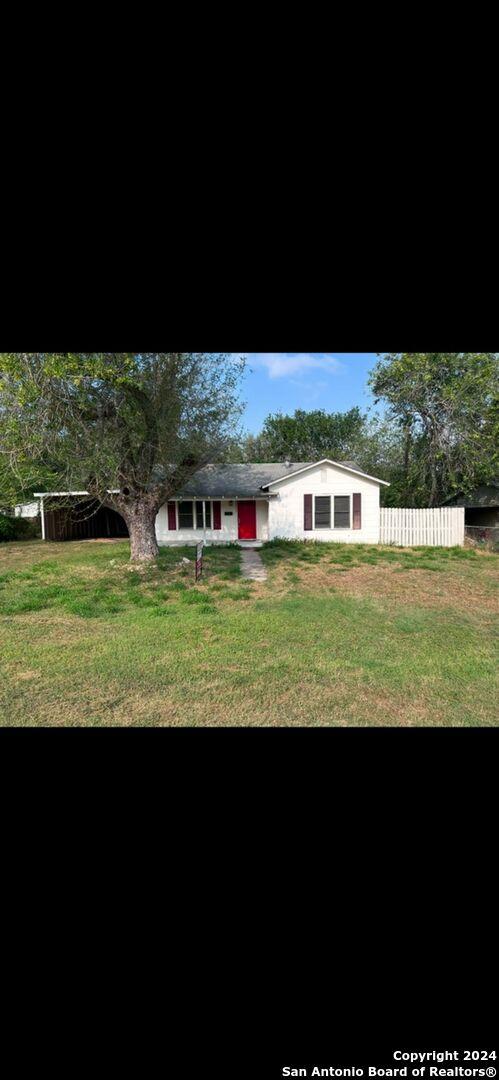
0;501;39;519
442;481;499;528
14;500;40;519
35;460;390;544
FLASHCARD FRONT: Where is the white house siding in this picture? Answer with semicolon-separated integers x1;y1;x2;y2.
15;501;40;518
156;499;269;545
256;500;269;541
267;464;381;543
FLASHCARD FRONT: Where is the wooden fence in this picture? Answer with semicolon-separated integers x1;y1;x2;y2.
380;507;464;547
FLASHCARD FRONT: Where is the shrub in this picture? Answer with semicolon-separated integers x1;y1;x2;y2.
0;514;41;542
0;515;16;542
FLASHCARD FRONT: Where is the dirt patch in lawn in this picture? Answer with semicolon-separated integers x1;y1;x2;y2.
256;559;499;616
84;538;127;544
4;665;41;683
330;565;498;614
149;680;453;727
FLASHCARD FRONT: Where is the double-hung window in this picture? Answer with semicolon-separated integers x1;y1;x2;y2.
178;501;194;528
204;501;212;528
314;496;331;529
333;495;350;528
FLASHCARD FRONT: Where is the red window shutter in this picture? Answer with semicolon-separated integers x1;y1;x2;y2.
213;501;222;530
353;493;362;529
167;502;177;530
304;494;313;530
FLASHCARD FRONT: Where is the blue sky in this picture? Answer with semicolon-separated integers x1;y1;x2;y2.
239;353;379;434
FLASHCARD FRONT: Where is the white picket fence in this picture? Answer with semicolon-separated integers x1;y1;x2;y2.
380;506;464;547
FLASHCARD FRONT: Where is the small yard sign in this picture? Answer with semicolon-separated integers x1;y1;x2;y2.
195;540;204;581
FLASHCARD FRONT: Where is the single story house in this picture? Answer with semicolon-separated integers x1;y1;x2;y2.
35;460;389;545
14;500;41;519
442;480;499;528
0;501;40;519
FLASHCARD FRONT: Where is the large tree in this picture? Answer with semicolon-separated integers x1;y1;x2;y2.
238;407;367;462
0;353;245;560
369;353;499;505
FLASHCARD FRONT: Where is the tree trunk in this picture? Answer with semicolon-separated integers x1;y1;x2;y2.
403;422;412;505
429;468;439;507
120;499;160;561
428;432;440;507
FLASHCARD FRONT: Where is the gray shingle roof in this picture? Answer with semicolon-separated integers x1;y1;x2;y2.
442;481;499;508
177;461;361;498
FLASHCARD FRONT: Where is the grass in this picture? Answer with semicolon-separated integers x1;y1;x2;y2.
260;537;482;571
0;538;498;727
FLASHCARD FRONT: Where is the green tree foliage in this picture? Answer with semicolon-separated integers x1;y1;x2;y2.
233;353;499;507
347;418;408;506
0;457;60;509
369;353;499;505
238;407;367;462
0;353;245;560
232;408;405;502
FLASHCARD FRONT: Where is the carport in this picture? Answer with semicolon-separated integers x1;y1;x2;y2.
33;491;129;542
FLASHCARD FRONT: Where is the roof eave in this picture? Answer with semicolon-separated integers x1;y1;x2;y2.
33;490;121;497
261;459;390;489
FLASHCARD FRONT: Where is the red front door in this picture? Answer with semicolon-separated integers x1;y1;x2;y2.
238;501;257;540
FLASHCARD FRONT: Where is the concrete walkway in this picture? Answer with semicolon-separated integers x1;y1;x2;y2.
241;547;267;582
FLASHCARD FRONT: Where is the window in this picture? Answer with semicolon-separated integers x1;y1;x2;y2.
205;501;211;528
334;495;350;528
178;501;194;528
196;501;204;529
315;495;331;528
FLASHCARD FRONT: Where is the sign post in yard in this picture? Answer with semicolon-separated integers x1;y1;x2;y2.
195;540;204;581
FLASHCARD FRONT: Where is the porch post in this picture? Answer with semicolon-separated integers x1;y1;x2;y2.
40;497;46;541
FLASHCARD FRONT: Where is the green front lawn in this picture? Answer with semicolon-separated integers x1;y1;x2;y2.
1;539;498;726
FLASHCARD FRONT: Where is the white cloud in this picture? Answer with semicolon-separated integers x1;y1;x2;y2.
248;353;345;379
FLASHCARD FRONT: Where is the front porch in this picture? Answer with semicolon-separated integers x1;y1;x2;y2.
155;497;270;546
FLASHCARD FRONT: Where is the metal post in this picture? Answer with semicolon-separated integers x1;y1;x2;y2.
195;539;204;581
